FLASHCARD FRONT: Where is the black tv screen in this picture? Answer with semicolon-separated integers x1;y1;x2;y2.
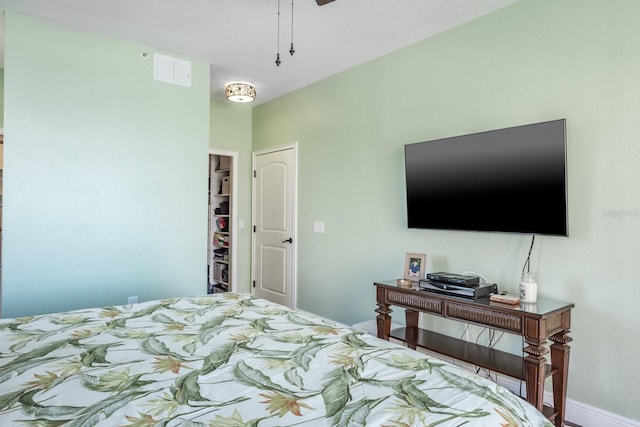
404;119;567;236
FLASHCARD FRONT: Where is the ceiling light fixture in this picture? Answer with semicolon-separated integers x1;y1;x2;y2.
225;82;256;103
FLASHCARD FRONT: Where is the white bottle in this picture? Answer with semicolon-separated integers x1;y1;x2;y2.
519;272;538;303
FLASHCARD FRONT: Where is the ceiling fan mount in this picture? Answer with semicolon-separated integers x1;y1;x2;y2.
316;0;336;5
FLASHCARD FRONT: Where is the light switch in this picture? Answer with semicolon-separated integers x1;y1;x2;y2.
238;219;245;229
313;221;325;234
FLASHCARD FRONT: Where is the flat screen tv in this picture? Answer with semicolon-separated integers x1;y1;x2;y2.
404;119;567;236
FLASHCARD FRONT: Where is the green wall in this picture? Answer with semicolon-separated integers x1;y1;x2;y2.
253;0;640;420
209;99;253;293
0;68;4;128
1;12;210;317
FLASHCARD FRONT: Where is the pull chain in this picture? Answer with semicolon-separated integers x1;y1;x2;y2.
275;0;281;66
275;0;296;66
289;0;295;56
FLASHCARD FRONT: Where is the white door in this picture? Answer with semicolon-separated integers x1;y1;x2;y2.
252;146;296;308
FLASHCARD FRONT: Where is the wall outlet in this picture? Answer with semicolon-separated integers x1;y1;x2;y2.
127;296;139;304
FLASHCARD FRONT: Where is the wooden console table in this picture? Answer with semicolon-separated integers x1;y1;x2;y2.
374;280;574;427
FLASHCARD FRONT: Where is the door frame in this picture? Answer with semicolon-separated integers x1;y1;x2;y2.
251;142;298;308
209;148;238;292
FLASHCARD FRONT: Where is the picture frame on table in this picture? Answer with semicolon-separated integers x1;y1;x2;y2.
404;253;426;281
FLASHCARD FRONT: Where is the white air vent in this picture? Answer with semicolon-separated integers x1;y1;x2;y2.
154;53;191;87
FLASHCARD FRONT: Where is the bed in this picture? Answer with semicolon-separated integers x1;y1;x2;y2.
0;293;553;426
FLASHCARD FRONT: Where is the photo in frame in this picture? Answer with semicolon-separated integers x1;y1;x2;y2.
404;253;426;281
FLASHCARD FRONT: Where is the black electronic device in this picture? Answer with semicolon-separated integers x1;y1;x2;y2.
426;272;479;287
419;280;493;300
404;119;568;236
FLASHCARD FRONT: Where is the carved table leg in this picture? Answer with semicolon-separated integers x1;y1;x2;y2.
550;329;572;427
375;288;392;340
523;339;549;413
405;309;419;350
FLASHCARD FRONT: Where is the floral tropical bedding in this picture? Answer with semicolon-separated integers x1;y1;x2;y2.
0;293;553;426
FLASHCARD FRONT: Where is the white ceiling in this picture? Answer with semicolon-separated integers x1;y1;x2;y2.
0;0;517;105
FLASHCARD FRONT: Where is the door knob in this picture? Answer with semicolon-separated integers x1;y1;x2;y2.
282;237;293;244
